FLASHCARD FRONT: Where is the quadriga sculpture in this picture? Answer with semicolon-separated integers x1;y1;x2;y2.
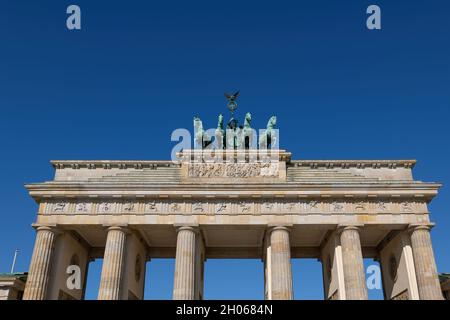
259;116;277;149
194;116;212;149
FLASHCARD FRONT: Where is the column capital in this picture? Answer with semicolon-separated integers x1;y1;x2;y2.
337;224;364;234
267;224;293;233
174;224;199;234
103;224;130;233
32;224;61;234
407;223;435;233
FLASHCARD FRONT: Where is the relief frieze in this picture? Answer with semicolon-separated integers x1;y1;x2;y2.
188;162;279;178
41;199;429;216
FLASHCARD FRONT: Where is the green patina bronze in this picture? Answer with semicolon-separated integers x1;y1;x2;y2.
196;92;277;150
259;116;277;149
224;91;240;116
242;112;254;149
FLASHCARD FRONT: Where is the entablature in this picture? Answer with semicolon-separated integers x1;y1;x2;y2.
26;181;441;203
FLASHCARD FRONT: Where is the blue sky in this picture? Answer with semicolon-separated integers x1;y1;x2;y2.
0;1;449;300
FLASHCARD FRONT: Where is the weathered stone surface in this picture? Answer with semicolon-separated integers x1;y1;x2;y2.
98;226;128;300
378;231;419;300
409;225;444;300
23;226;58;300
265;226;293;300
339;225;368;300
22;150;443;300
173;226;204;300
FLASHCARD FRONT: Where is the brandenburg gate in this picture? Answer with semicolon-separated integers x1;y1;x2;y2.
22;102;444;300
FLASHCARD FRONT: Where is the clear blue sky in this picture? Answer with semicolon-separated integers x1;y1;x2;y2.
0;1;449;300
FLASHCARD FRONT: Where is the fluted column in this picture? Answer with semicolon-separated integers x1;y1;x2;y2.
23;226;59;300
98;226;128;300
339;225;368;300
409;224;443;300
268;226;293;300
173;226;199;300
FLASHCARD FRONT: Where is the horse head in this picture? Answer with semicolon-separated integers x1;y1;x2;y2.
268;116;277;129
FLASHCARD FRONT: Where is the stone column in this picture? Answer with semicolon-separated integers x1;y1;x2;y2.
173;226;204;300
267;226;293;300
338;225;368;300
23;226;59;300
98;226;128;300
408;224;443;300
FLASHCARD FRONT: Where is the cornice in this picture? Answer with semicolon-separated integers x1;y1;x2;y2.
50;159;416;170
51;160;180;170
289;160;416;169
26;181;441;190
25;181;441;202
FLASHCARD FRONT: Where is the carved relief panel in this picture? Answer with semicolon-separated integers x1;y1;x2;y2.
41;199;428;216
